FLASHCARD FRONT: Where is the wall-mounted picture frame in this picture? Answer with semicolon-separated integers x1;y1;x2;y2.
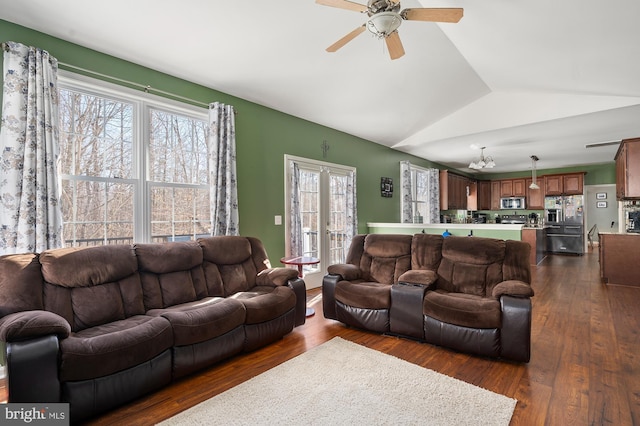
381;177;393;198
596;201;607;208
596;192;607;199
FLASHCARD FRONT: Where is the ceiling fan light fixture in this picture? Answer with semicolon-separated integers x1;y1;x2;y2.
367;11;402;37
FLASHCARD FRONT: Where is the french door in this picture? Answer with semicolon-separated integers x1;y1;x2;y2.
285;155;357;289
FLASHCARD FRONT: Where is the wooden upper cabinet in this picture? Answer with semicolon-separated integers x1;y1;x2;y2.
440;170;474;210
615;138;640;200
544;173;584;195
512;179;526;196
500;180;513;197
491;180;501;210
499;178;526;197
478;180;491;210
526;178;544;209
544;175;563;195
563;174;583;195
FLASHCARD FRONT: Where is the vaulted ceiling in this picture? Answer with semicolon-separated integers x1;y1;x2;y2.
2;0;640;173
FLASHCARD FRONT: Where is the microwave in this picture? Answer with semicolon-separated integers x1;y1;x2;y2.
500;197;526;210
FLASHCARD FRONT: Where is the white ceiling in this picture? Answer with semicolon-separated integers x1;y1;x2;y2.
2;0;640;173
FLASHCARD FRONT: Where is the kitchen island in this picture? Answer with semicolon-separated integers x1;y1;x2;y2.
599;232;640;287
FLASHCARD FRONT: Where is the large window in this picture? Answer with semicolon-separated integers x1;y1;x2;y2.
58;75;210;246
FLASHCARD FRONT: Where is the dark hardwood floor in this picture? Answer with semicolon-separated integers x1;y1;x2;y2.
85;249;639;425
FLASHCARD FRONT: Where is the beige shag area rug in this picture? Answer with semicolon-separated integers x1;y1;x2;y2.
158;337;516;426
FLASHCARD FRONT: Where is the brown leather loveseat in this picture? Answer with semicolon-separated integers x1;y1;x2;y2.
0;236;306;422
323;233;534;362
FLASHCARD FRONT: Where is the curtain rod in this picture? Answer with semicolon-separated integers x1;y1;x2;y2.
59;62;212;109
2;42;233;112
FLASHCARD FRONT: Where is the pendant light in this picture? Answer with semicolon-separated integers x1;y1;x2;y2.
529;155;540;189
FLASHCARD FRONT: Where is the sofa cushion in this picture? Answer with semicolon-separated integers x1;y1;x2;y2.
59;315;173;381
135;242;208;309
437;236;506;296
410;234;443;270
0;253;44;316
360;234;412;284
423;290;501;329
147;297;246;346
40;245;145;332
229;286;296;324
335;281;392;310
199;236;260;296
40;245;138;288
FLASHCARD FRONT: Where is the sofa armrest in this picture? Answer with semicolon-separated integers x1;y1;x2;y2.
492;280;534;299
398;270;438;288
500;295;532;362
287;277;307;327
326;264;361;281
0;310;70;342
256;267;300;287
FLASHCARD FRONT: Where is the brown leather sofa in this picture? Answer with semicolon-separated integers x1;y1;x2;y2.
323;233;534;362
0;236;306;422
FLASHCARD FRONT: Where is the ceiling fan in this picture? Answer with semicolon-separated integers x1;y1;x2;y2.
316;0;463;60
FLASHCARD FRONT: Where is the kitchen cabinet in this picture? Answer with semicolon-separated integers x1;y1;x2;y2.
615;137;640;200
599;232;640;287
478;180;491;210
544;173;584;195
440;170;475;210
526;178;544;209
490;180;501;210
499;178;526;197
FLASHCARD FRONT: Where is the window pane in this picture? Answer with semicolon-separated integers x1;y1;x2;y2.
59;89;133;179
62;180;134;246
149;109;209;184
151;186;211;242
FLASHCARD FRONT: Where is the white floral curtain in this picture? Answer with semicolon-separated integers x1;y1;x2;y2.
424;168;440;223
345;169;358;249
289;161;303;256
400;161;413;223
0;41;62;255
208;102;239;235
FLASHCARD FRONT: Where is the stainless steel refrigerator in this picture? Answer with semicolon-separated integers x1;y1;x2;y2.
544;195;584;254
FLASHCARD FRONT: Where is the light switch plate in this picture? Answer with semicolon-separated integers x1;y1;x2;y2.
274;215;282;225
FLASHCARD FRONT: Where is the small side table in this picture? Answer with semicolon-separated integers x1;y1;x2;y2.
280;256;320;317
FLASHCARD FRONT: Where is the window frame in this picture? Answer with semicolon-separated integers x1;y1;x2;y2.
58;71;209;244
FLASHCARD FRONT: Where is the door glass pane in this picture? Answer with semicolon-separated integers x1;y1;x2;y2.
329;173;348;265
299;169;319;273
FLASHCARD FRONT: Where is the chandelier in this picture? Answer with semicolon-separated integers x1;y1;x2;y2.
468;147;495;170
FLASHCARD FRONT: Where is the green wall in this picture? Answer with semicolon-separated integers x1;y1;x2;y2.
0;20;617;261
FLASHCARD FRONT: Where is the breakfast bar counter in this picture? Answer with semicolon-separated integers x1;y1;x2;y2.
367;222;525;241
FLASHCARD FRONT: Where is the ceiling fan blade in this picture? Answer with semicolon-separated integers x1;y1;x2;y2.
402;8;464;23
326;25;367;52
315;0;368;13
385;31;405;60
